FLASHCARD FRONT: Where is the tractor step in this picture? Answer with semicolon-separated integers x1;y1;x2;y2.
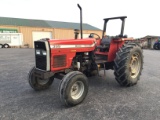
95;54;108;61
95;60;107;64
95;60;107;77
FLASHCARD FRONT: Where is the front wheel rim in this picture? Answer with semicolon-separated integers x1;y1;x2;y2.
37;78;50;85
70;81;84;100
129;52;141;78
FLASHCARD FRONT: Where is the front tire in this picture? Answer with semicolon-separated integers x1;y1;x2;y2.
114;42;143;87
59;71;89;107
28;67;54;90
3;44;10;48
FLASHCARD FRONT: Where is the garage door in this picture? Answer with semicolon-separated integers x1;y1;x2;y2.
32;31;52;48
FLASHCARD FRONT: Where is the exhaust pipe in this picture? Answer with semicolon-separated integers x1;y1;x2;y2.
77;4;83;39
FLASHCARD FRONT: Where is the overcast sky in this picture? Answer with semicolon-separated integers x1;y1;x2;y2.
0;0;159;38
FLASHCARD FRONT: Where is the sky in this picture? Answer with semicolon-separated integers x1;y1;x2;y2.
0;0;160;38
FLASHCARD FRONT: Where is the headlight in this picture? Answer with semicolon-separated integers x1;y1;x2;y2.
35;50;46;55
42;51;46;55
36;50;40;55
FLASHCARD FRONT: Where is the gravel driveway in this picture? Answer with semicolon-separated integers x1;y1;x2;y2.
0;49;160;120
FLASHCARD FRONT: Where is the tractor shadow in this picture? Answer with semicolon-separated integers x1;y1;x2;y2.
87;69;140;96
21;70;139;111
88;70;120;88
22;70;116;111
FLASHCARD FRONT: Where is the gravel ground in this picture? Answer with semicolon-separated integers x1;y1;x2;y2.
0;49;160;120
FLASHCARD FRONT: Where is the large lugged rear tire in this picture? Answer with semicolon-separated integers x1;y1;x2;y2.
113;42;143;87
28;67;54;91
59;71;89;107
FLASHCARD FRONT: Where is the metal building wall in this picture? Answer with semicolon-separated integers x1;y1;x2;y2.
54;29;102;39
0;25;19;30
19;27;53;48
0;25;102;48
82;30;102;37
54;28;74;39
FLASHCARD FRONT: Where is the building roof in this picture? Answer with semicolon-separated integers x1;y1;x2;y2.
135;35;160;40
144;35;160;38
0;17;101;30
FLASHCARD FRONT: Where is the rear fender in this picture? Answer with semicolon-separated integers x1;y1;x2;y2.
108;40;125;62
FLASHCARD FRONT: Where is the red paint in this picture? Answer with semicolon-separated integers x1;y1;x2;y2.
48;37;133;72
95;38;127;62
107;40;124;62
49;38;96;45
49;38;96;72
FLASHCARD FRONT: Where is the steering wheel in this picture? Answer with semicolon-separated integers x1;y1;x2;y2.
88;33;101;40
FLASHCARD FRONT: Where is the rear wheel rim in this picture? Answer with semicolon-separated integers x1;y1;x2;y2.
70;81;84;100
129;52;141;78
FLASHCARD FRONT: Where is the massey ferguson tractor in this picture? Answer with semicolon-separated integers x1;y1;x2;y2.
28;4;143;107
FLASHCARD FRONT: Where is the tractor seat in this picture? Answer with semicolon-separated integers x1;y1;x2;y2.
96;36;112;52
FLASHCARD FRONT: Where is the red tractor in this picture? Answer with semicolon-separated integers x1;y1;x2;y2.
28;4;143;107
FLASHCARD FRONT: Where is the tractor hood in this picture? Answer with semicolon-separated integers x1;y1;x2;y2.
48;38;96;49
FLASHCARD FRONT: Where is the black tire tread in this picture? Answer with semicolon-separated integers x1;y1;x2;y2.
59;71;88;107
113;42;143;87
28;67;54;91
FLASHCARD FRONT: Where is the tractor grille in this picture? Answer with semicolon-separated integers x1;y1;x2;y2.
34;41;46;50
53;55;66;68
34;41;47;70
35;55;47;70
